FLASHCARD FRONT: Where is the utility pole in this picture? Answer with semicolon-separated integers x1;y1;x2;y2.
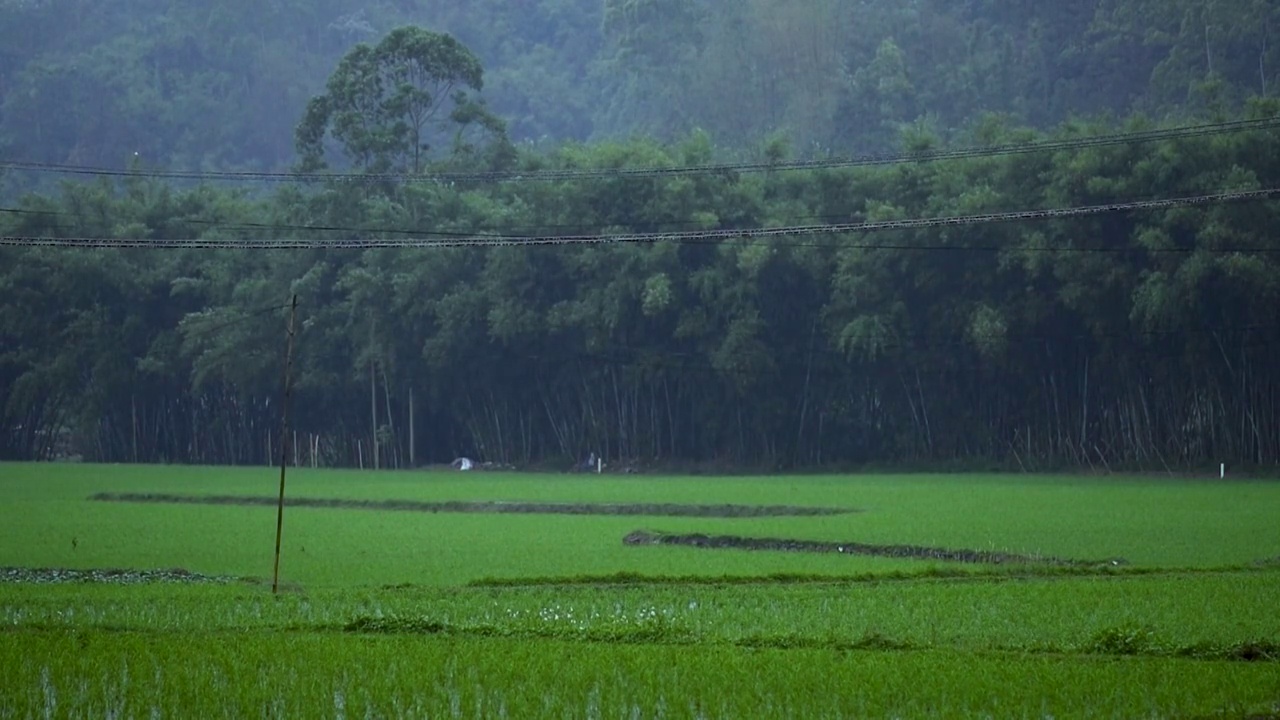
370;323;379;471
272;295;298;595
371;360;379;470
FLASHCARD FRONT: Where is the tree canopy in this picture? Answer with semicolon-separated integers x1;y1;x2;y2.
295;27;508;174
3;99;1279;470
2;0;1277;177
2;11;1279;473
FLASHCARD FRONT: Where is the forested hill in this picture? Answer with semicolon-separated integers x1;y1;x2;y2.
1;0;1278;174
2;2;1280;472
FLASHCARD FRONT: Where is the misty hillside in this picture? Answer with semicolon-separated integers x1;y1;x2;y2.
1;0;1275;173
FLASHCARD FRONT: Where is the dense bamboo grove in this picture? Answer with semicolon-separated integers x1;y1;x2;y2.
3;100;1278;469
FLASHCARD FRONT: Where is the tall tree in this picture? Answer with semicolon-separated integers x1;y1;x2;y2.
295;26;509;174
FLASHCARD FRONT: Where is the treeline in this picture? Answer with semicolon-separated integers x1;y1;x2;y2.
3;100;1279;470
2;0;1277;178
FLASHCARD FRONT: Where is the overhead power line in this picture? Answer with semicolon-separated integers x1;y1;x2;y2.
179;303;293;342
2;188;1277;251
0;206;495;239
0;205;862;237
1;117;1277;185
0;184;1257;239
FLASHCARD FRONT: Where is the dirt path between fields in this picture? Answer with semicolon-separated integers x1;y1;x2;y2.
622;530;1127;567
90;492;855;518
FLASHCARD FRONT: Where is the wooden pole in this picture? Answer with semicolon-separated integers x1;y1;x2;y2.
131;396;138;463
272;295;298;595
370;334;379;470
368;319;376;471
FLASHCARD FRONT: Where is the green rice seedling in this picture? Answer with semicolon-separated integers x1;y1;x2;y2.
3;570;1278;657
4;463;1280;585
4;462;1280;717
3;630;1278;719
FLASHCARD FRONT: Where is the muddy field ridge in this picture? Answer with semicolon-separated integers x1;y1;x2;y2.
90;492;856;518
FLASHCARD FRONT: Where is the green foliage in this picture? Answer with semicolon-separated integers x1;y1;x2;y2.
4;86;1280;467
1085;624;1167;656
3;0;1278;174
296;27;507;174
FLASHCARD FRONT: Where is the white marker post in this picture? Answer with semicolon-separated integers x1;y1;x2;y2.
1220;463;1225;479
597;457;603;474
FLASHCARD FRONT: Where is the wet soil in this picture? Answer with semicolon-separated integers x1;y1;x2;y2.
623;530;1127;567
0;566;240;584
90;492;855;518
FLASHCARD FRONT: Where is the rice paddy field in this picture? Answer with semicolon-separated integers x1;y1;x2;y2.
1;462;1278;718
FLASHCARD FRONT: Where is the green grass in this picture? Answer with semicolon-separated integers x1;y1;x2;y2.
2;462;1279;718
4;462;1279;586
